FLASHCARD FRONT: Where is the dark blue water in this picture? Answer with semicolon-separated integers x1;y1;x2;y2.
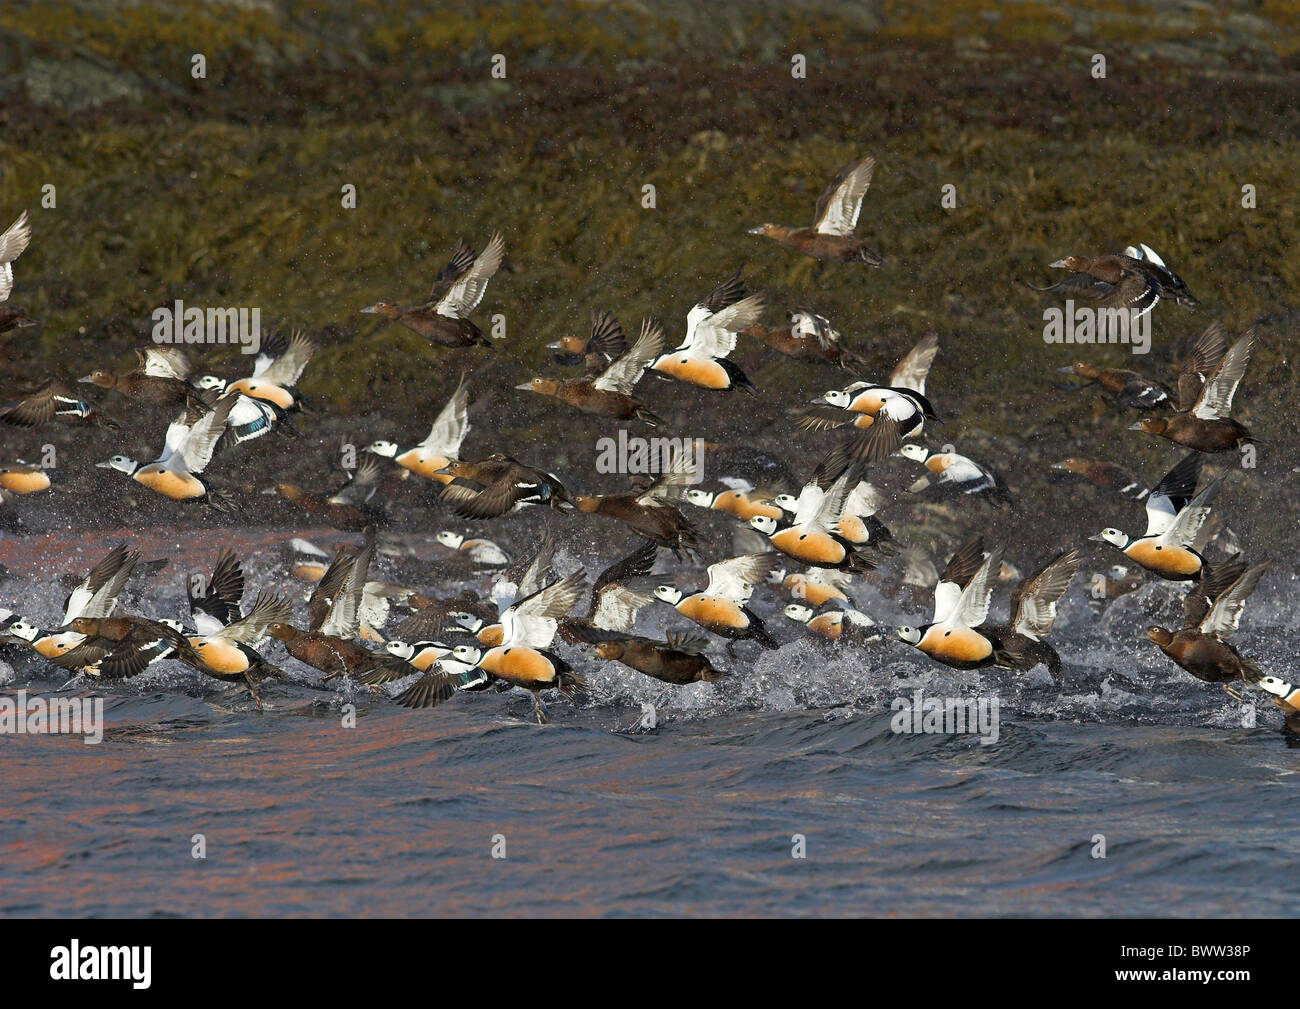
3;533;1299;917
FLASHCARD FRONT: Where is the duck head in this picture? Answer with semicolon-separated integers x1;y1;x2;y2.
1130;417;1168;436
1049;255;1085;271
79;370;115;388
749;515;779;535
653;585;683;606
96;455;139;476
451;644;483;665
784;603;814;624
435;531;465;550
1090;528;1129;549
1146;626;1174;647
572;495;602;513
593;641;625;661
386;640;415;660
359;301;402;319
896;625;922;645
896;443;930;464
517;377;560;396
266;622;298;642
683;489;715;507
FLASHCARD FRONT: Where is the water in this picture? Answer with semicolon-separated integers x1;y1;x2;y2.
3;530;1299;917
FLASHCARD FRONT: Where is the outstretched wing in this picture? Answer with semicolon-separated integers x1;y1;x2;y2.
812;156;875;236
434;232;505;318
1011;549;1080;640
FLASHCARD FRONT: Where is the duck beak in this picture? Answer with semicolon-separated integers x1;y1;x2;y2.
1086;533;1106;542
1056;366;1077;374
1048;259;1069;268
746;225;765;235
15;316;38;327
514;382;535;391
358;305;378;315
1127;421;1144;431
544;340;563;351
77;374;95;384
93;459;114;469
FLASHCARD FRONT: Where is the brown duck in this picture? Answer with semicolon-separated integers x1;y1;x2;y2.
748;155;881;264
361;233;504;348
438;454;573;519
545;308;629;371
518;318;665;424
275;455;389;531
267;531;388;680
573;454;700;559
1;378;118;429
1146;560;1269;698
1131;330;1255;453
79;347;210;412
574;623;727;685
743;309;867;369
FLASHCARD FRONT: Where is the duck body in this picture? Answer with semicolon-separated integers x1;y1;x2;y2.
593;635;726;684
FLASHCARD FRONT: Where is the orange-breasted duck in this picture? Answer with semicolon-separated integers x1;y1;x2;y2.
196;330;315;442
1;379;118;429
649;269;763;394
749;456;878;571
1130;330;1256;453
0;463;50;495
195;329;315;413
558;539;659;643
770;473;895;554
361;233;505;349
743;309;868;369
98;394;237;510
981;549;1080;682
1147;560;1269;698
572;450;700;559
797;331;938;431
896;444;1014;507
652;552;780;654
545;308;632;372
438;454;573;518
896;537;1005;670
1090;452;1217;580
684;478;784;522
0;210;34;331
80;347;211;413
448;572;588;724
2;543;140;668
748;155;882;265
434;530;510;566
770;566;853;608
366;373;470;482
448;531;559;647
519;318;665;424
1031;242;1198;315
1050;459;1149;502
783;602;877;642
275;455;389;531
1256;675;1300;732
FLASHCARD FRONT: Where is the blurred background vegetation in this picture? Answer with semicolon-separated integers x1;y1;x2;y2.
0;0;1297;551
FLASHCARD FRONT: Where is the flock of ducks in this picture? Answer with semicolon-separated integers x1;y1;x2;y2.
1;154;1294;730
